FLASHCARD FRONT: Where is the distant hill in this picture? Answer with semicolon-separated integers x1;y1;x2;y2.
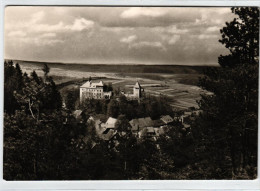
6;59;217;74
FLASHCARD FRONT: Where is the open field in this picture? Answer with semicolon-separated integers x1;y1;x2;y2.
14;60;213;110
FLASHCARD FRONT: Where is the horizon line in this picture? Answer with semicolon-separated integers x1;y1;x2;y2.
4;58;219;67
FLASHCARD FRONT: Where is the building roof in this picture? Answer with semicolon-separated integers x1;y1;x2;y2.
134;81;141;89
152;119;165;127
155;128;165;136
106;117;118;129
95;121;106;135
87;114;107;123
80;80;104;88
101;129;117;141
183;123;191;128
147;127;155;133
73;110;83;119
184;111;192;116
129;119;139;131
139;127;156;137
129;117;153;131
160;115;174;124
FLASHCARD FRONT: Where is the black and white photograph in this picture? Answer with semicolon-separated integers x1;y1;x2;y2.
3;6;259;180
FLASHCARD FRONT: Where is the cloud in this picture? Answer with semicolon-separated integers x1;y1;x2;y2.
6;11;95;34
31;18;94;33
41;33;56;38
120;35;137;43
120;34;166;51
32;22;65;33
130;41;166;51
206;26;220;32
70;18;94;31
217;8;231;15
19;37;63;46
121;8;166;18
168;35;181;45
8;30;26;37
100;26;135;33
167;25;189;34
196;8;233;27
198;34;218;39
31;11;45;24
4;7;234;65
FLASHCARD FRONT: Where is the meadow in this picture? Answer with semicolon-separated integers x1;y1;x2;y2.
15;60;213;110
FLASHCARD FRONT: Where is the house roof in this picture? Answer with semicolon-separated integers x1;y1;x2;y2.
101;129;117;141
184;111;192;116
106;117;117;129
160;115;174;124
139;127;155;137
147;127;155;133
73;110;83;119
95;121;106;135
152;119;165;127
155;128;164;136
87;114;107;123
138;128;147;137
129;119;139;131
80;80;104;88
129;117;153;131
140;117;153;128
183;123;191;128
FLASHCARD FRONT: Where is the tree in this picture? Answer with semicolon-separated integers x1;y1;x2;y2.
195;7;259;179
4;61;24;114
42;63;50;83
65;90;77;111
4;62;77;180
103;82;113;92
115;115;131;132
31;70;41;85
107;99;119;118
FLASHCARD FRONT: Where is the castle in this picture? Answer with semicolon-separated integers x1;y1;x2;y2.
80;81;112;102
80;80;143;102
121;81;143;99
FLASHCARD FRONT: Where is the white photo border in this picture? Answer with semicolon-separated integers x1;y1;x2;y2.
0;0;259;190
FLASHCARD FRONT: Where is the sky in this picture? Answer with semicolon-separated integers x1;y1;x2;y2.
4;7;236;65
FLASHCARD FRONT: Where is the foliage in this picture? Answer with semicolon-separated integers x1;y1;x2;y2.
65;89;79;111
4;62;66;180
4;61;24;114
103;82;113;92
193;7;259;179
5;7;258;180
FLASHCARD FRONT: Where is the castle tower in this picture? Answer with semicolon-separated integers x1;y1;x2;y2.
133;81;141;98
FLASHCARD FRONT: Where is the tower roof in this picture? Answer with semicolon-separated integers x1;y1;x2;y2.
134;81;141;88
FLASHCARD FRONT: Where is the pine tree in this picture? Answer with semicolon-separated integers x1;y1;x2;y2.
196;7;259;179
42;63;50;83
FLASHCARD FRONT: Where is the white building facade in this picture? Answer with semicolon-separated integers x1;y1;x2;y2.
80;81;112;102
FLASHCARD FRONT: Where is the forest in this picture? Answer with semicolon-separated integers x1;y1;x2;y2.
3;7;258;180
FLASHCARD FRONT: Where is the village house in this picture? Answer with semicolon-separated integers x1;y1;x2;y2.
160;115;174;125
178;110;202;129
138;126;165;140
121;81;144;99
73;109;84;123
80;80;112;102
129;117;168;139
89;116;118;141
129;117;153;133
105;117;117;129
